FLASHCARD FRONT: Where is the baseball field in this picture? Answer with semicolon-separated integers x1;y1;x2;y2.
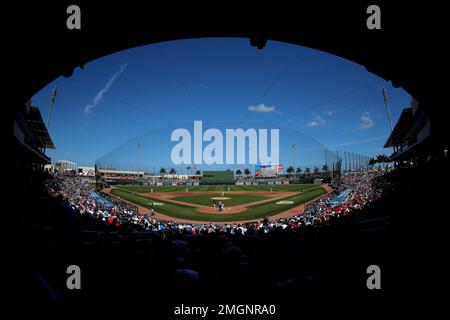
106;184;330;223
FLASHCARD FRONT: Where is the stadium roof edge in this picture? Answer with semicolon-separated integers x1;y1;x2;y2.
384;108;414;148
27;106;55;149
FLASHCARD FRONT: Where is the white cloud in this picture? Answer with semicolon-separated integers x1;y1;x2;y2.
84;63;128;114
307;115;325;127
326;109;336;116
359;112;374;129
248;103;276;113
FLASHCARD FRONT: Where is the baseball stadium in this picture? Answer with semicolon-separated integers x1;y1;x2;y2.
106;181;330;223
89;122;341;224
9;4;447;315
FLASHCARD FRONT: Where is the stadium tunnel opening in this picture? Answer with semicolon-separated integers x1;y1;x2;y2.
9;4;447;306
20;36;411;226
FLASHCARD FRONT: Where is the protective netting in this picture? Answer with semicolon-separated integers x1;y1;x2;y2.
95;121;348;175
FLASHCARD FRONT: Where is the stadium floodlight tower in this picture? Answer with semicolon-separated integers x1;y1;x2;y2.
382;87;393;132
382;87;395;155
43;86;57;155
46;86;57;130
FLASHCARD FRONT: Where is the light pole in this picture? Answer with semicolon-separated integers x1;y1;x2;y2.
382;87;396;156
382;87;393;133
43;86;57;155
47;86;57;129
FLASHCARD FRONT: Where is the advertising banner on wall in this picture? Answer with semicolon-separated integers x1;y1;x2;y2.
255;164;283;177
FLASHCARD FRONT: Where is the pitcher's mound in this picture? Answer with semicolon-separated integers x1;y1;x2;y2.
211;197;230;200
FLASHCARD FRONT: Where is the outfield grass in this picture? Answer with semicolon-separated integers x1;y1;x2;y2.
110;184;327;222
170;193;270;206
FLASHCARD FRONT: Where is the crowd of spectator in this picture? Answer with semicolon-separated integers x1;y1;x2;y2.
45;174;153;231
43;170;383;237
16;161;447;307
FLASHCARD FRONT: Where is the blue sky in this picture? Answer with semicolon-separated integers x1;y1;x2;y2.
31;38;411;171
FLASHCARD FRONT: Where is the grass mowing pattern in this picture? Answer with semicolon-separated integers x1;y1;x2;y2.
110;185;327;222
170;193;270;206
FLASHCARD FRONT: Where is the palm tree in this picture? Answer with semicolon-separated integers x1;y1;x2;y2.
376;154;383;164
313;166;320;175
322;164;329;174
159;167;166;179
374;154;390;168
286;166;294;176
195;170;201;175
244;168;251;178
296;167;302;175
376;154;389;163
305;167;311;176
169;168;176;176
236;169;242;177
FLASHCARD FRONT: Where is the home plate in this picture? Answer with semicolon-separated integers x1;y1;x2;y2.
276;201;294;205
